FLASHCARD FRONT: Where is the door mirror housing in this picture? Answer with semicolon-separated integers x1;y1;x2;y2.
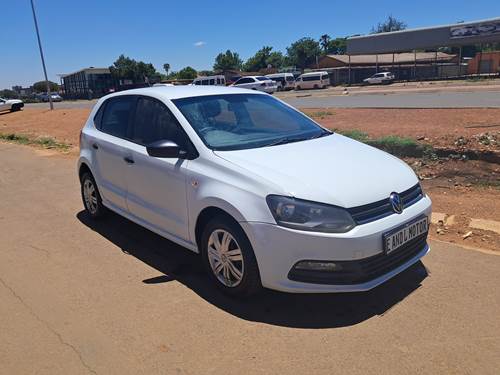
146;140;186;158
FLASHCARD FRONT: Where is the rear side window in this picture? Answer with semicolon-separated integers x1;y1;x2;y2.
303;75;320;81
131;97;187;148
100;97;135;138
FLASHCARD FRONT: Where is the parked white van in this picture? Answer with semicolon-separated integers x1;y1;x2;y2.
265;73;295;91
192;75;226;86
295;71;330;90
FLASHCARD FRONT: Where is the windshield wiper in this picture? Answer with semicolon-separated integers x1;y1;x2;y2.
263;136;305;147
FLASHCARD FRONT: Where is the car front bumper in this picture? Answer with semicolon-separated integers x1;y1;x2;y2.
240;195;432;293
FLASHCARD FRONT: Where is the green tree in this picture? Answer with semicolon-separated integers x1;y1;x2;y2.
286;37;321;69
243;46;283;72
176;66;197;79
327;37;347;55
163;63;170;75
109;54;160;83
371;15;407;33
213;50;243;71
0;89;19;99
32;81;59;93
266;51;284;69
319;34;331;54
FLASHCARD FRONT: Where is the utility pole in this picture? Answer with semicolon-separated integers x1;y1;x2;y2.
30;0;53;110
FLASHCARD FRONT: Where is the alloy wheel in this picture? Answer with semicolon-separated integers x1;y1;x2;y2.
207;229;244;287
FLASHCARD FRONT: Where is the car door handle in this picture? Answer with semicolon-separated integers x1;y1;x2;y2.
92;143;99;150
123;156;135;164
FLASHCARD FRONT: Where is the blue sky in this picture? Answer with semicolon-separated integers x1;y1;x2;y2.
1;0;499;89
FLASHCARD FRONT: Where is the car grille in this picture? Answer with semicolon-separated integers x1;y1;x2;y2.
347;184;424;225
288;234;428;285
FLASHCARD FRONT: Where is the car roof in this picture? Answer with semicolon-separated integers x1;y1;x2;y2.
300;71;328;76
102;85;264;101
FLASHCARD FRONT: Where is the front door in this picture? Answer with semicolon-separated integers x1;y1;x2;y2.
125;96;190;241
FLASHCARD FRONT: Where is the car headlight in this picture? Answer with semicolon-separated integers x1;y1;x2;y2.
266;195;356;233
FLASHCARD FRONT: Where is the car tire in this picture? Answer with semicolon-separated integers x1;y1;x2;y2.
296;85;301;90
10;104;21;112
80;172;106;219
313;84;319;89
201;215;261;297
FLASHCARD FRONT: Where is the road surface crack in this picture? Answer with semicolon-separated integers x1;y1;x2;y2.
0;276;97;374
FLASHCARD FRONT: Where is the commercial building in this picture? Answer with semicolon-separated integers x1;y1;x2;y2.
332;17;500;85
59;67;115;99
315;52;459;85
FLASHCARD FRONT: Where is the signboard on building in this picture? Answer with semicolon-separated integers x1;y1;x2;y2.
450;21;500;39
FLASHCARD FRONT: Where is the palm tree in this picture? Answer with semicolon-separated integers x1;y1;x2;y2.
163;63;170;75
319;34;331;54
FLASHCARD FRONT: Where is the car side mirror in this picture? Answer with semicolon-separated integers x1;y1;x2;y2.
146;140;186;158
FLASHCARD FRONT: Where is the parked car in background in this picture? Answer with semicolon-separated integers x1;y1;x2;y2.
192;75;226;86
39;93;63;102
265;73;295;91
231;76;277;93
363;72;395;85
78;85;431;296
0;97;24;112
295;72;330;90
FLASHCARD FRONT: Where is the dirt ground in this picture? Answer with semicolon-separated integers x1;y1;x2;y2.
1;107;499;251
304;108;500;152
2;143;500;375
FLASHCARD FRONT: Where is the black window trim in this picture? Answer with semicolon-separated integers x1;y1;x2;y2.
94;94;198;159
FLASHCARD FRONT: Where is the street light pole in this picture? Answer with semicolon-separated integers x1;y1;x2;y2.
30;0;53;110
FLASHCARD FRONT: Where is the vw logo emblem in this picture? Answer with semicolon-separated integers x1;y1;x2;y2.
389;192;403;214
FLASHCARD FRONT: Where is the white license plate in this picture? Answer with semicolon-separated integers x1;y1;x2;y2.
383;217;428;255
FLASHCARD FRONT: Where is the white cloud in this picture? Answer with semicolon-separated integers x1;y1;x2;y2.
194;41;206;47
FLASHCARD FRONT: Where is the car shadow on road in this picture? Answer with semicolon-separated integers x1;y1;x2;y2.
77;210;428;329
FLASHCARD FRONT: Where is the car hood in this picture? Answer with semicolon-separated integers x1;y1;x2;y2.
6;99;23;104
214;134;418;208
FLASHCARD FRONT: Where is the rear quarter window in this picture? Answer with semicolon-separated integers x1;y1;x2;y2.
100;96;135;139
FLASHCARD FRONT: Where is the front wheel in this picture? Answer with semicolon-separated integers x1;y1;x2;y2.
10;104;21;112
201;216;261;296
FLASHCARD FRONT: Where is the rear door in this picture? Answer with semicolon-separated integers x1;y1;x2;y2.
92;96;136;211
125;96;191;241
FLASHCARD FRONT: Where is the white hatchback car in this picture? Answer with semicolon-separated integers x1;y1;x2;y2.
0;97;24;112
78;86;431;296
363;72;395;85
231;76;277;93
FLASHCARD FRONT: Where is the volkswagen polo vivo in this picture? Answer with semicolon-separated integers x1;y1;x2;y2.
78;86;431;296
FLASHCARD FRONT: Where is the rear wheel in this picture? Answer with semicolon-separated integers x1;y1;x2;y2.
313;84;319;89
80;172;106;219
201;216;261;296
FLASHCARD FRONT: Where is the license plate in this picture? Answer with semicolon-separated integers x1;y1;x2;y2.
383;216;428;255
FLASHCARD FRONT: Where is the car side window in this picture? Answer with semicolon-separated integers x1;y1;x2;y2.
132;97;187;148
100;97;134;138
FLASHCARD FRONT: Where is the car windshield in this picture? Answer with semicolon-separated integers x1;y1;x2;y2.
173;94;330;151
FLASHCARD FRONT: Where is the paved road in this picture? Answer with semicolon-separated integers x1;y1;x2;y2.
25;89;500;110
1;142;499;374
284;90;500;108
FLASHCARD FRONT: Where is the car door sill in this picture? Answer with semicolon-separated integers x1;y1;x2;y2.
102;200;198;253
